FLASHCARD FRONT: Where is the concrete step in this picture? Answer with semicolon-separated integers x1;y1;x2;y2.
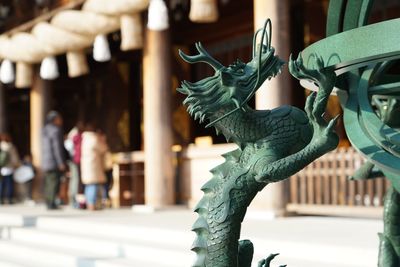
6;226;194;266
8;227;375;267
0;207;381;267
9;227;193;265
10;227;123;258
249;237;377;267
0;261;27;267
0;255;52;267
35;216;194;248
0;239;191;267
0;239;112;267
0;213;36;227
34;217;377;265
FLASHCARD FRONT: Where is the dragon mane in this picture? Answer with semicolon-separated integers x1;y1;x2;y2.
178;73;232;124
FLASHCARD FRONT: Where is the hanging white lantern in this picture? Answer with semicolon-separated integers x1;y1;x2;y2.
189;0;219;23
0;59;15;84
93;34;111;62
148;0;169;31
40;56;59;80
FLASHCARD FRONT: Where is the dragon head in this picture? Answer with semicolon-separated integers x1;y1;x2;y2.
178;19;285;127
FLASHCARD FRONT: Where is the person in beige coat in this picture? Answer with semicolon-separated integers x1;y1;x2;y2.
81;123;108;210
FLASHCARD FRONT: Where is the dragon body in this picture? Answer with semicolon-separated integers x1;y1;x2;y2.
178;21;339;267
190;107;310;267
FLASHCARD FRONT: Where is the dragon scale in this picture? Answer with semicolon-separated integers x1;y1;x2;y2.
178;20;339;267
192;107;311;267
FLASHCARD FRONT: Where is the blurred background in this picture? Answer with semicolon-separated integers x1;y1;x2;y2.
0;0;398;266
0;0;400;214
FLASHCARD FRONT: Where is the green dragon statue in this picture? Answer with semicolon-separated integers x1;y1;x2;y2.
177;20;339;267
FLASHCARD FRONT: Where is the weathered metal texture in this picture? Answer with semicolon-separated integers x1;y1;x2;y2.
301;19;400;76
177;20;339;267
299;0;400;176
298;0;400;266
344;67;400;179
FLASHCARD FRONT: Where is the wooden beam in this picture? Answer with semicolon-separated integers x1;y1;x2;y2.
3;0;85;36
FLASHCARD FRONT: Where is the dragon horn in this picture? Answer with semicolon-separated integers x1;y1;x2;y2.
179;42;224;71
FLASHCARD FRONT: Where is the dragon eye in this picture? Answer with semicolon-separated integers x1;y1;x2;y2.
236;68;244;74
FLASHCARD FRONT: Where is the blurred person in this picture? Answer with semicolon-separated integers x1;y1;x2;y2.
99;132;112;208
65;122;84;208
0;133;20;204
73;123;85;208
42;111;66;210
81;122;108;211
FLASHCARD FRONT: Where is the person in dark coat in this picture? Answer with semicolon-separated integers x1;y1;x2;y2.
42;111;66;210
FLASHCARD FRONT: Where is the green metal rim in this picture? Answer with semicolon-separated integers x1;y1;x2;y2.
301;18;400;76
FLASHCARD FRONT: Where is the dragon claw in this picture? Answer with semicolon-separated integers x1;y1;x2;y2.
312;99;327;123
327;114;340;132
316;55;324;69
310;110;340;153
305;91;317;118
289;52;336;88
296;53;303;65
290;52;339;153
330;114;340;125
258;253;284;267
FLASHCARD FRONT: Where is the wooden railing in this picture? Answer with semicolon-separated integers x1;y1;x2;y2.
287;147;389;218
111;147;389;217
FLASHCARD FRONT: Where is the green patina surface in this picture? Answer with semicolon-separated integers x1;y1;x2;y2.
299;0;400;266
177;20;339;267
302;18;400;75
177;0;400;265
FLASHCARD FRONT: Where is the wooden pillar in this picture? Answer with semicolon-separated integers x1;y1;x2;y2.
30;70;52;167
142;28;175;208
129;59;143;151
0;83;7;133
252;0;291;217
254;0;291;108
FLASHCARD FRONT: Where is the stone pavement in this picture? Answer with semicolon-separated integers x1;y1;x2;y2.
0;204;382;267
